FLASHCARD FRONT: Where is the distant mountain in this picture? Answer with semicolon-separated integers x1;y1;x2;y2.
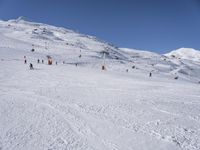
165;48;200;62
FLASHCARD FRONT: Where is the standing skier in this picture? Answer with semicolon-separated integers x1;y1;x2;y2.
29;63;33;70
149;72;152;77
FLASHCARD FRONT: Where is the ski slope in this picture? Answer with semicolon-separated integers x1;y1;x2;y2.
0;18;200;150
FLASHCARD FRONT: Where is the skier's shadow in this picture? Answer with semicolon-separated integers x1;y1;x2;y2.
29;68;42;70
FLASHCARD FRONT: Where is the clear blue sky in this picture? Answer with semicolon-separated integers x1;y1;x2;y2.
0;0;200;53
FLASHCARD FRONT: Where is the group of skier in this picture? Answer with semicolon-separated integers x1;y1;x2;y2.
24;55;197;83
24;56;47;70
23;56;74;70
26;55;154;77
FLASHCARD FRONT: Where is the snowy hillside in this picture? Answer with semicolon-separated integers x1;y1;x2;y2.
0;18;200;150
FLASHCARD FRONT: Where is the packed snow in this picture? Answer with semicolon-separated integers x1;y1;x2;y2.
0;18;200;150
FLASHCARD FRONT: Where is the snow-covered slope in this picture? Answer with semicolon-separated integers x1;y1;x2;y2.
1;18;200;150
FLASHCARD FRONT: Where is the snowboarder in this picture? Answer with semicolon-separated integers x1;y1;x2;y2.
29;63;33;70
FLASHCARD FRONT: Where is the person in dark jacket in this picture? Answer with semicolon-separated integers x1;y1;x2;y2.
29;63;33;70
149;72;152;77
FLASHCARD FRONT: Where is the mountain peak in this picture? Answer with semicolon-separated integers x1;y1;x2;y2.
165;48;200;62
176;47;198;52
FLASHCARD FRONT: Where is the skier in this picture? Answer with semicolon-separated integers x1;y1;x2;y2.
24;59;27;64
48;59;52;65
42;60;44;64
102;65;105;70
149;72;152;77
126;69;129;72
37;59;40;63
56;61;58;65
29;63;33;70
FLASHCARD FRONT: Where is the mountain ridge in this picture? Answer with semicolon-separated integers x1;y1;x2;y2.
2;17;200;61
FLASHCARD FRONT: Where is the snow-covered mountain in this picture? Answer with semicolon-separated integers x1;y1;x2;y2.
165;48;200;62
1;18;200;150
0;17;127;61
0;17;200;82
